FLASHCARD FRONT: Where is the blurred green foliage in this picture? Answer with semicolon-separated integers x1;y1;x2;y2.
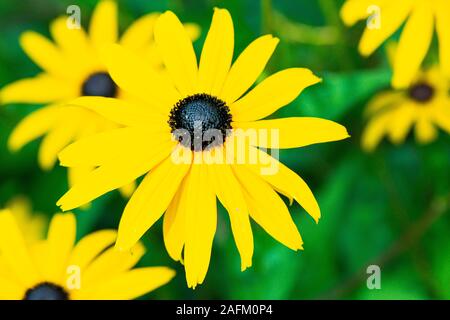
0;0;449;300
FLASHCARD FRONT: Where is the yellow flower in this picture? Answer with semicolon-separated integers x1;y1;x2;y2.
362;66;450;151
340;0;450;88
56;9;349;288
0;0;199;198
4;197;46;244
0;210;175;300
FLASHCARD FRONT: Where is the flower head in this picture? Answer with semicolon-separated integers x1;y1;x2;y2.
341;0;450;88
57;8;349;288
0;210;174;300
362;66;450;150
0;0;199;198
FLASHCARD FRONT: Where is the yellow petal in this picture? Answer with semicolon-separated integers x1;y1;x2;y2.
392;1;434;88
43;213;76;284
230;68;321;122
234;117;349;149
246;147;320;223
103;44;180;112
198;8;234;96
81;243;146;287
434;106;450;134
0;75;76;104
0;210;39;287
415;115;437;144
358;1;413;56
50;16;96;73
221;35;279;104
28;241;49;283
59;127;166;167
67;96;167;127
0;275;25;300
68;166;94;189
6;197;46;244
435;0;450;77
184;23;201;41
89;0;118;51
209;157;253;271
20;31;75;79
68;230;117;271
8;104;61;152
119;181;137;198
340;0;380;26
365;91;405;115
361;111;391;152
163;185;186;262
38;115;81;170
116;151;192;251
184;163;217;288
232;166;303;251
154;11;198;96
120;13;159;51
57;140;176;211
73;267;175;300
387;103;416;144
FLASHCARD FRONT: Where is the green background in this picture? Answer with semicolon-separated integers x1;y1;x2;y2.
0;0;449;299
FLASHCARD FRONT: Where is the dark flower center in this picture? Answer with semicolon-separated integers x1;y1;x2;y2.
168;93;232;151
408;82;434;103
81;72;117;97
24;282;69;300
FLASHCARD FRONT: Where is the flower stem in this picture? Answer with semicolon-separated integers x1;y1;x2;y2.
317;0;354;69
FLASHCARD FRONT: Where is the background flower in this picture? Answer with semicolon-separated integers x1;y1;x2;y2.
0;210;175;300
341;0;450;88
0;0;199;200
362;66;450;151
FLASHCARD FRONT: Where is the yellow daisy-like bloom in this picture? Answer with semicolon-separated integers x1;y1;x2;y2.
4;197;46;243
0;210;175;300
0;0;199;197
56;9;349;288
362;66;450;151
341;0;450;88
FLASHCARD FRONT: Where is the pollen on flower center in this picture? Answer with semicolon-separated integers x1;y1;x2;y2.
24;282;69;300
408;82;434;103
168;93;232;151
81;72;117;97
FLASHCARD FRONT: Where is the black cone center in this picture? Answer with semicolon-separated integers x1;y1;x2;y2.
81;72;117;97
408;83;434;103
168;93;232;151
24;282;69;300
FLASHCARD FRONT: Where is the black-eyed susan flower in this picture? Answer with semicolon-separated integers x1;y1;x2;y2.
56;9;349;288
0;210;175;300
362;66;450;151
340;0;450;88
0;0;199;198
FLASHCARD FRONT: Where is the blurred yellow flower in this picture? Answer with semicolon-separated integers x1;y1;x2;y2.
4;197;46;243
0;0;199;198
341;0;450;88
362;66;450;151
0;210;175;300
56;9;349;288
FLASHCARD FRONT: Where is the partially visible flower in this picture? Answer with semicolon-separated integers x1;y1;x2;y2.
56;9;349;288
0;210;175;300
341;0;450;88
0;0;199;198
362;66;450;151
4;197;46;243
